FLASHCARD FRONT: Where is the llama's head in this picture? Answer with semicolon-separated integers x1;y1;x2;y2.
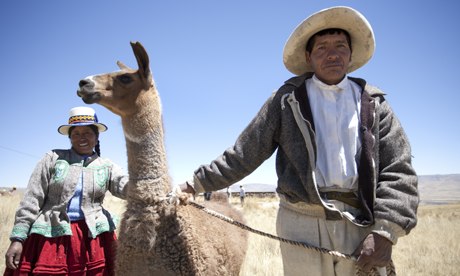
77;41;155;117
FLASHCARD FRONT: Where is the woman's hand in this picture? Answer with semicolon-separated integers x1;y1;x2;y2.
5;240;23;270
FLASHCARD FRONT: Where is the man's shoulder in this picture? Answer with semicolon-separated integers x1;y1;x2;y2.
274;73;312;97
283;73;312;88
348;76;386;97
364;84;386;97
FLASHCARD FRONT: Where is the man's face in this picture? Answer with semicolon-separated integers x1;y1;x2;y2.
305;32;351;85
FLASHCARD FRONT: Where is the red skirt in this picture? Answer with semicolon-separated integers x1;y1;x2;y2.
4;220;117;276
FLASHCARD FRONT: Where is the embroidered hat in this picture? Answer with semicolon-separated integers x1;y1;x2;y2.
58;106;108;135
283;6;375;76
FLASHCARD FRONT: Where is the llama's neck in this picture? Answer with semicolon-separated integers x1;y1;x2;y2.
121;93;170;197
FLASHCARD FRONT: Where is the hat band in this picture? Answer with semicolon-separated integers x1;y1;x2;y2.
68;115;97;124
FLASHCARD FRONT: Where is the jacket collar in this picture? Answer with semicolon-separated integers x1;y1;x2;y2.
284;72;372;93
69;148;99;166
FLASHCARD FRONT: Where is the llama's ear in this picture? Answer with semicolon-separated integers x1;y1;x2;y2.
130;41;152;81
117;61;132;71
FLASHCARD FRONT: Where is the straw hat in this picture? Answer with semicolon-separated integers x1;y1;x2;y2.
58;106;107;135
283;6;375;75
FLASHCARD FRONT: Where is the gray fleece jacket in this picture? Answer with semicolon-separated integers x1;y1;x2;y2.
10;149;128;241
192;73;419;243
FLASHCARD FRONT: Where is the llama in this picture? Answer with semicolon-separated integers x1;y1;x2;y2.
77;41;247;275
0;187;17;196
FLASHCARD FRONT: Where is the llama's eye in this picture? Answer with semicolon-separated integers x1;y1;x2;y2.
118;75;133;84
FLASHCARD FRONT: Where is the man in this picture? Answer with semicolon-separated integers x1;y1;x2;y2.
239;185;245;205
180;6;418;275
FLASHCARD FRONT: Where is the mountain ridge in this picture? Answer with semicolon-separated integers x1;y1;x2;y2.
231;174;460;204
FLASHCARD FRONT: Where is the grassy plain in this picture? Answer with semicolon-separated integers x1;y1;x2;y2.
1;192;459;275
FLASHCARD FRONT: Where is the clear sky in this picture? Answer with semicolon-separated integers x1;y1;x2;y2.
1;1;459;188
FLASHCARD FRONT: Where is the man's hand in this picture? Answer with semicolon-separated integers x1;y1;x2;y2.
5;240;23;270
167;182;195;205
354;233;393;272
179;182;196;195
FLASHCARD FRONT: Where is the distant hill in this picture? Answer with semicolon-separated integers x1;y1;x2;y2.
226;174;460;205
418;174;460;204
224;183;277;193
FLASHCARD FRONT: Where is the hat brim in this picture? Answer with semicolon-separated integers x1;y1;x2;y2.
283;6;375;76
58;123;108;135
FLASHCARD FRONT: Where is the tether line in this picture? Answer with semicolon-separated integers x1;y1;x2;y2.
188;201;356;261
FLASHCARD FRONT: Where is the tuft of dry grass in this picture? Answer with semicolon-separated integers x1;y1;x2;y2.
0;193;22;272
237;197;283;275
1;193;459;275
392;204;460;276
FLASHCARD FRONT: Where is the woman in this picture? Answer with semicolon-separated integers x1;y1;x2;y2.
4;106;128;276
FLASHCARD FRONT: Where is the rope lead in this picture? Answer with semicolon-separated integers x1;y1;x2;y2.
188;201;356;261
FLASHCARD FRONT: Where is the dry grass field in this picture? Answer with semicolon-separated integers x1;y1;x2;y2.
1;192;459;275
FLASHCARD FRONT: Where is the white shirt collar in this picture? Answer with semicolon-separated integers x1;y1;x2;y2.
312;74;349;92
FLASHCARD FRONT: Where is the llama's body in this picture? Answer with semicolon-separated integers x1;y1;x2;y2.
77;42;247;275
0;187;16;196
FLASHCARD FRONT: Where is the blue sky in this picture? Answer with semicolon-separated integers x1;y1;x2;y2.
1;1;459;188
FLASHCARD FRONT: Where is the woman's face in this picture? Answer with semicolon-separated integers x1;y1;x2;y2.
69;126;98;155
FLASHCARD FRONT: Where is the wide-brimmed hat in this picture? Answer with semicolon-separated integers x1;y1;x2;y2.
283;6;375;76
58;106;108;135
